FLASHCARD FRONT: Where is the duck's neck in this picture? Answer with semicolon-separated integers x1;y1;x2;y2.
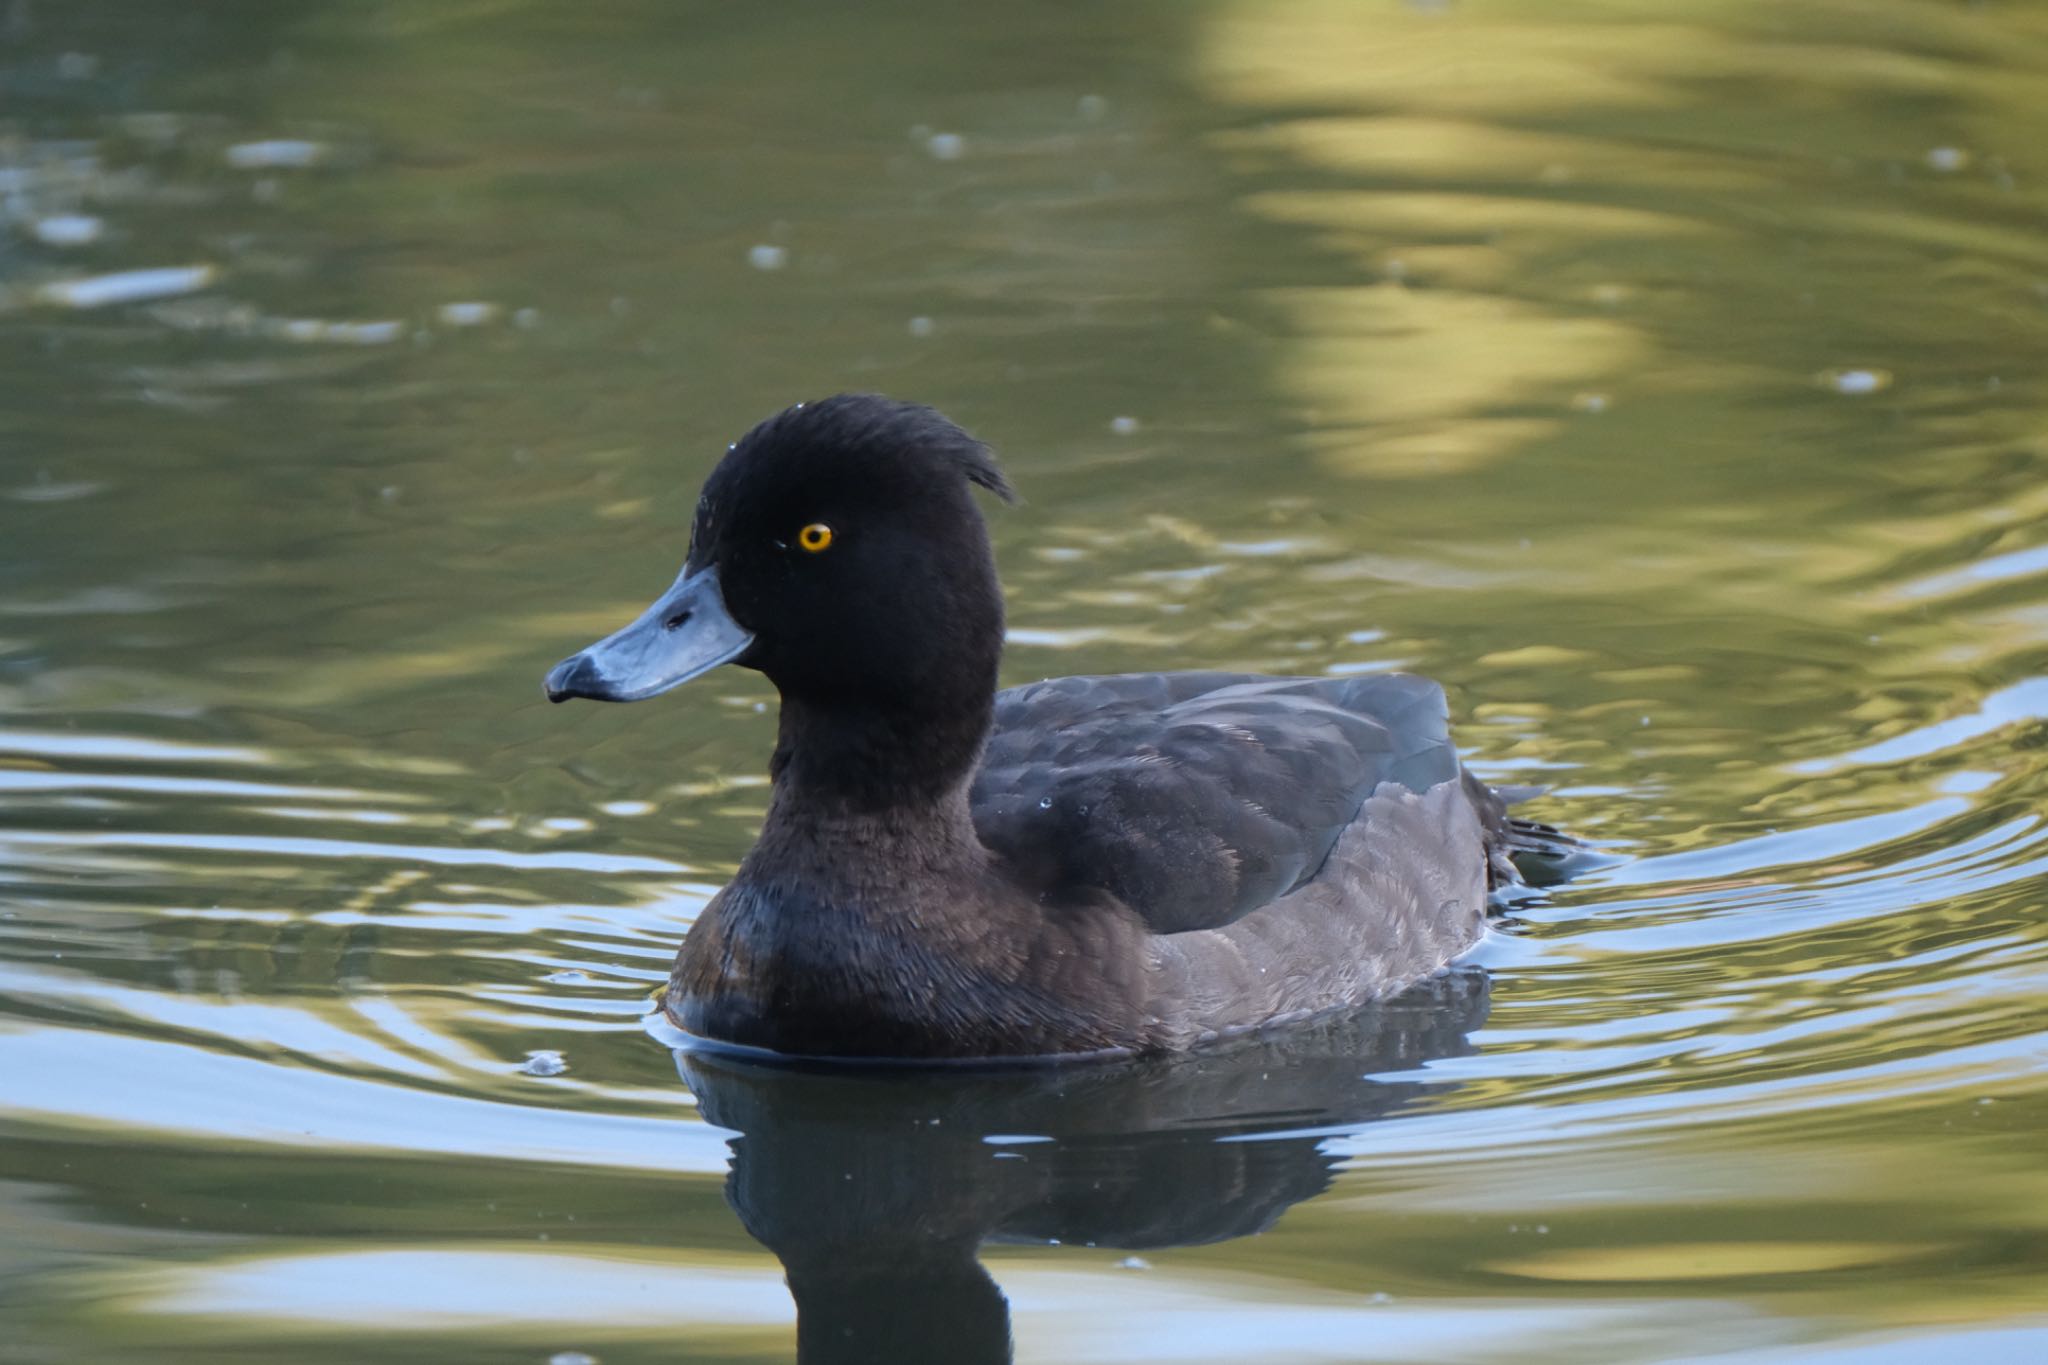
751;692;993;888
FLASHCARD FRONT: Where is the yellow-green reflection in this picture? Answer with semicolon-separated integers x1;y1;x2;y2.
0;0;2045;1361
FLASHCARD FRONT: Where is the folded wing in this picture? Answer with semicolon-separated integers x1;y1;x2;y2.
971;672;1463;934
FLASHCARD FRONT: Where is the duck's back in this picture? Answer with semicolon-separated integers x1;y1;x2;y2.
972;672;1493;934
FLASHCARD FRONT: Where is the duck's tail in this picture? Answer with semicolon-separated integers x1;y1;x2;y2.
1465;773;1585;889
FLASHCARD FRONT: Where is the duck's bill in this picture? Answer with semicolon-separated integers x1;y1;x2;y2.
543;565;754;703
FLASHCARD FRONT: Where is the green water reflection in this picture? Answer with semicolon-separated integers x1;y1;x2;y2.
2;0;2045;1361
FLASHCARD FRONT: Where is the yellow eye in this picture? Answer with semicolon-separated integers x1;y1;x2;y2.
798;523;834;553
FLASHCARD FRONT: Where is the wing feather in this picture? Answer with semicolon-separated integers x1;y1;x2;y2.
970;672;1461;933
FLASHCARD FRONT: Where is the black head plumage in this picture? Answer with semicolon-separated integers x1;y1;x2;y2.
688;396;1015;797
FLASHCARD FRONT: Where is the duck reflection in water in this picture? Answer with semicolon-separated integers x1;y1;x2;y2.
675;968;1490;1364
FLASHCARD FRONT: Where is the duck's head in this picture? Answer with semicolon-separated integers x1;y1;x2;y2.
545;394;1014;737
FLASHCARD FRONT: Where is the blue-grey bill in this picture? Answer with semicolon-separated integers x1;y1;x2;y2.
543;565;753;703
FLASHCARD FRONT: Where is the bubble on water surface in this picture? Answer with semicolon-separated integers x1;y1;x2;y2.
1109;415;1140;435
747;244;787;271
1077;94;1108;121
926;132;965;160
225;139;328;169
908;315;934;337
548;1352;599;1365
1925;146;1969;172
1822;367;1892;395
269;317;404;346
1571;392;1610;413
518;1050;568;1077
35;265;217;309
31;214;103;247
438;301;500;327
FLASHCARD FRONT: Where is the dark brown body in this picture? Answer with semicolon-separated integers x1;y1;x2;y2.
668;791;1160;1058
664;683;1499;1060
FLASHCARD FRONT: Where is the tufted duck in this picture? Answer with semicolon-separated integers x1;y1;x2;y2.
544;395;1569;1060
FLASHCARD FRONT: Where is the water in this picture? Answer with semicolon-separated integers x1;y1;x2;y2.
3;2;2045;1360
